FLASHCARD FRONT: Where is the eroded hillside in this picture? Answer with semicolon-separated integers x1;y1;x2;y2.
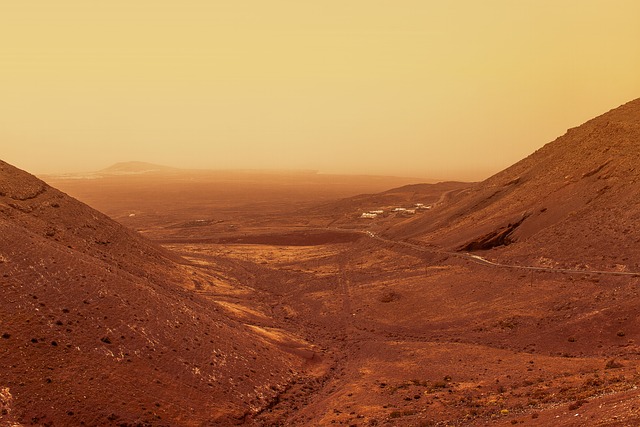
0;160;311;426
390;98;640;271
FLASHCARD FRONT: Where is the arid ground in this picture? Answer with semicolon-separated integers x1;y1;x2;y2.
3;99;640;426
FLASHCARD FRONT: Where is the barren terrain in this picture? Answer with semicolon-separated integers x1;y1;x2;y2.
3;98;640;426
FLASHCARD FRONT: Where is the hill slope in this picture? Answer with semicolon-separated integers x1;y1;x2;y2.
391;98;640;270
0;160;304;426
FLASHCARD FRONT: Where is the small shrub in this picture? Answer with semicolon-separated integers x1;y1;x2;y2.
568;399;587;410
583;377;604;387
497;319;518;329
378;291;400;303
605;359;624;369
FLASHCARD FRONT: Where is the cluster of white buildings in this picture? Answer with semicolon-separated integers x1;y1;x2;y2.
359;209;386;219
360;203;431;219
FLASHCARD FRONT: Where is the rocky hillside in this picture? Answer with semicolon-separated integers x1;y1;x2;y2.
391;98;640;271
0;160;303;426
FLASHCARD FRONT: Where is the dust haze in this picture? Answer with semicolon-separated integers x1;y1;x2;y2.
3;98;640;425
3;1;640;426
3;2;640;179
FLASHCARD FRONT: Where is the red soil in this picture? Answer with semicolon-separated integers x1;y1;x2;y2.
3;98;640;426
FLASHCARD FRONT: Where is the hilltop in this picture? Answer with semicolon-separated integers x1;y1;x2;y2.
390;98;640;271
100;161;180;175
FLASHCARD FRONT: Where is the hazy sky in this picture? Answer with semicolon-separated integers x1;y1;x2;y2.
2;1;639;180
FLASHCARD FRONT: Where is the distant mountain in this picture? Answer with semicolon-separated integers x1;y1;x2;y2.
100;161;180;174
390;98;640;271
0;160;303;425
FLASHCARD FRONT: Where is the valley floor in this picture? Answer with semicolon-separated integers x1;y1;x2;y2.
43;171;640;426
162;232;640;426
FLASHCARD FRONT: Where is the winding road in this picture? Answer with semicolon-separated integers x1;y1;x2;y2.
160;224;640;278
360;230;640;278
